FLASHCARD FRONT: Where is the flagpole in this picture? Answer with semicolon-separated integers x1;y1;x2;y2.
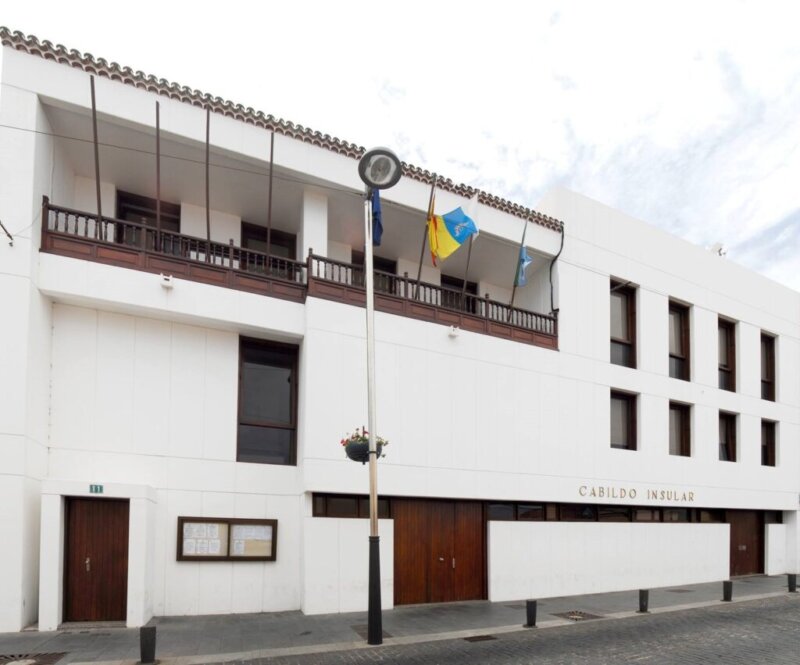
89;76;102;235
266;131;275;272
414;175;437;300
459;192;479;308
155;101;161;251
508;217;530;321
460;235;475;309
205;107;211;262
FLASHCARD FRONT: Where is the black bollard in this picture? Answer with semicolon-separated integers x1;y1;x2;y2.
722;580;733;602
139;625;156;664
638;589;649;613
789;574;797;593
524;600;537;628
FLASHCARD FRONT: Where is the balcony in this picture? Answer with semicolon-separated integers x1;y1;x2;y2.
40;197;558;350
309;256;557;349
41;197;307;303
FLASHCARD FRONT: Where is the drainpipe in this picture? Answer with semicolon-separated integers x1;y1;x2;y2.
549;223;565;316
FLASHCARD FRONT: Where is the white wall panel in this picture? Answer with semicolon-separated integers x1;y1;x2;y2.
180;202;241;245
489;522;729;601
765;524;787;575
302;517;393;614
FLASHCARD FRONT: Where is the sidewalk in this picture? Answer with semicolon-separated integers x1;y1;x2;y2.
1;575;794;665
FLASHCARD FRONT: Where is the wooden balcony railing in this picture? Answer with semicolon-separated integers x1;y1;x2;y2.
39;198;558;349
40;197;307;303
307;255;558;349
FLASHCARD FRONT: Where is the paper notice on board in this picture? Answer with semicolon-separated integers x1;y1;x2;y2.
253;526;272;541
183;538;197;555
232;539;245;555
207;524;219;539
208;539;221;555
196;539;209;555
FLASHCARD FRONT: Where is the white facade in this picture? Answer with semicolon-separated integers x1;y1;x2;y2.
0;30;798;632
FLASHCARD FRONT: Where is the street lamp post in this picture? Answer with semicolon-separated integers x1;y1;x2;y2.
357;147;402;646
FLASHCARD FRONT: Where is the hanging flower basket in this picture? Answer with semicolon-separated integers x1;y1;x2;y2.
341;427;388;465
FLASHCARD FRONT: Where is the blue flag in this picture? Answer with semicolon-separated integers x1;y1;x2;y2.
514;246;532;287
371;188;383;246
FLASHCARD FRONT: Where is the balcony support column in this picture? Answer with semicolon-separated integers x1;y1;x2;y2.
300;189;328;263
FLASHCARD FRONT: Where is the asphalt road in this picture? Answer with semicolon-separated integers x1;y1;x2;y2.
226;595;800;665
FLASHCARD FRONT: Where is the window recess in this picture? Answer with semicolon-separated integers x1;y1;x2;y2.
761;333;776;401
237;338;298;466
718;412;737;462
610;391;637;450
669;402;691;457
610;280;636;368
668;301;690;380
718;318;736;391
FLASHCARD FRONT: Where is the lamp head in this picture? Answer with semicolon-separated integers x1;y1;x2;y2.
358;147;402;190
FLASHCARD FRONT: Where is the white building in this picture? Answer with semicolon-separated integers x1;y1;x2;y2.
0;27;798;633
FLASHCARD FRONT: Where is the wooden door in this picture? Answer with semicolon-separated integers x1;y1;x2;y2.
428;502;455;602
727;510;763;577
393;499;485;605
453;502;484;601
393;499;429;605
64;498;129;621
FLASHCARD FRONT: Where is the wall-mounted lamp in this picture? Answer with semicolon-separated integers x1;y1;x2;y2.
160;274;174;289
448;326;460;338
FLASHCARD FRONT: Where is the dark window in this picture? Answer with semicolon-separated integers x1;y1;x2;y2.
763;511;782;524
718;318;736;391
662;508;689;522
358;497;391;519
116;190;180;248
326;496;359;518
697;509;724;523
440;274;479;313
610;391;637;450
610;281;636;368
669;402;691;457
517;504;545;521
241;222;296;258
237;338;297;465
351;250;397;293
634;508;661;522
718;412;737;462
312;494;390;519
761;420;776;467
761;333;776;401
669;302;690;380
560;504;597;521
598;506;631;522
487;503;516;521
117;190;180;231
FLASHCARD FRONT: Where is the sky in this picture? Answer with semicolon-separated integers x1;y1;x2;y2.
3;0;799;290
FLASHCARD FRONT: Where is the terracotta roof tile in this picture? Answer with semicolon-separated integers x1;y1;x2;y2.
0;27;564;232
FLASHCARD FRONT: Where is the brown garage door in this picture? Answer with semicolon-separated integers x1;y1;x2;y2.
393;499;485;605
64;498;129;621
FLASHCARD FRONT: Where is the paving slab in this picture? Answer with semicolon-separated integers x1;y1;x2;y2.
0;574;792;665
